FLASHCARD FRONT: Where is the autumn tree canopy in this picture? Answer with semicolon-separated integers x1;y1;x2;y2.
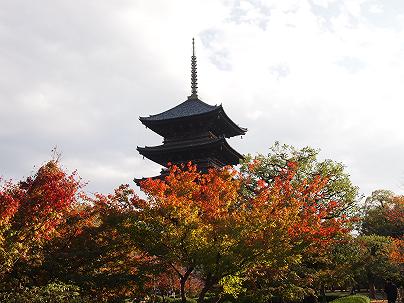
0;160;81;282
3;145;401;303
130;161;354;303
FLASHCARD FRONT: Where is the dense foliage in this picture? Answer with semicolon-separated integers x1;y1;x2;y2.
0;144;403;302
0;281;90;303
356;190;404;297
0;161;81;281
133;161;353;302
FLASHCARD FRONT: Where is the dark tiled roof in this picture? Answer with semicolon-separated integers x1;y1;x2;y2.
140;98;219;121
137;137;243;167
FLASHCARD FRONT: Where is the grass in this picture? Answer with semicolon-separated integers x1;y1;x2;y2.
330;295;371;303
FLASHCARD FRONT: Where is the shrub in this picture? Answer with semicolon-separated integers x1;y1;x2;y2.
155;297;197;303
0;281;90;303
330;295;370;303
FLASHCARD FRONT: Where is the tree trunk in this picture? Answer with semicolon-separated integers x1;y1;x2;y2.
180;267;194;303
198;279;215;303
198;284;210;303
369;281;376;299
320;285;327;303
180;278;187;303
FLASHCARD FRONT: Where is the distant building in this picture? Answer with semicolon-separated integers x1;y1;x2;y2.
136;39;246;183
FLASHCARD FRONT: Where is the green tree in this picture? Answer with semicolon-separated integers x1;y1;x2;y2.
355;235;401;298
361;190;404;238
240;142;360;218
358;191;404;297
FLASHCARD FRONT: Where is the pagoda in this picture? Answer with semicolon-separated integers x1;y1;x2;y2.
136;39;246;180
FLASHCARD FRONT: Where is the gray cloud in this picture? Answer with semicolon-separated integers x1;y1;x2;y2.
309;0;344;31
362;0;404;29
1;0;404;199
199;29;232;71
200;29;221;48
0;0;177;192
209;49;232;71
270;63;291;79
226;0;271;30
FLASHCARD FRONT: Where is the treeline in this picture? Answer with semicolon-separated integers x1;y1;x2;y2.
0;143;402;303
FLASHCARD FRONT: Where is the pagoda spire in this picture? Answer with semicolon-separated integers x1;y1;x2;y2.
189;38;198;99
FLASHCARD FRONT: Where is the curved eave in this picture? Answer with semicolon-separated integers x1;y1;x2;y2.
140;105;247;138
138;136;221;151
134;174;166;186
137;137;243;167
219;137;244;163
216;105;247;137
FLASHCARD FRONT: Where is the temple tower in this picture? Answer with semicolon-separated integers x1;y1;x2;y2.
136;39;246;180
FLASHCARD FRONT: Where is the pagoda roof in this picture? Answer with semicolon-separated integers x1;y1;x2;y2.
139;97;247;138
140;97;218;121
137;137;243;167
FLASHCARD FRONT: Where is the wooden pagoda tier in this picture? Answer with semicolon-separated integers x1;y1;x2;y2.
135;39;247;184
139;97;247;140
137;95;246;170
137;136;243;169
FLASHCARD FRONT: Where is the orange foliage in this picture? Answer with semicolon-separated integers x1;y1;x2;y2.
134;162;352;299
390;237;404;264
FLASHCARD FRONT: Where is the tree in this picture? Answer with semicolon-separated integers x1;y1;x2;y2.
132;163;248;303
361;190;404;238
356;235;401;298
132;162;352;303
31;185;155;302
239;143;359;301
0;160;81;282
240;142;360;218
359;191;404;296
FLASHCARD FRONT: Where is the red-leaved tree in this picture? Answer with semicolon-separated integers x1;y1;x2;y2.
0;160;81;281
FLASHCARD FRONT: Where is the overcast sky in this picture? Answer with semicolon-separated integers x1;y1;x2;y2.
1;0;404;197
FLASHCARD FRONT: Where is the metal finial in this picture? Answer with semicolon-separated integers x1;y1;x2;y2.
189;37;198;99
